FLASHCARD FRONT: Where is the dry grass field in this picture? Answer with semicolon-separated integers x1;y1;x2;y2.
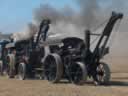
0;56;128;96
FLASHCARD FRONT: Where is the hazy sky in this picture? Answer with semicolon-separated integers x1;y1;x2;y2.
0;0;79;33
0;0;125;33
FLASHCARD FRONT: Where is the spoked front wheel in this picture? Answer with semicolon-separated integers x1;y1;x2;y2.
95;62;111;85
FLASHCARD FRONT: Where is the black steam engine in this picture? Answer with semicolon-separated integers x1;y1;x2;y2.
3;12;123;85
4;19;51;79
43;12;123;85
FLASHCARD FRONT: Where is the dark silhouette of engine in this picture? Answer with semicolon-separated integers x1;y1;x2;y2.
0;12;123;85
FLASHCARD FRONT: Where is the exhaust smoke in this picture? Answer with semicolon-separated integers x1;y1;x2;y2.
11;0;127;42
11;23;38;42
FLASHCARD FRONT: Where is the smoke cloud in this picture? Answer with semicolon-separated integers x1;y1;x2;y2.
34;0;101;29
11;23;38;42
33;0;127;36
12;0;127;42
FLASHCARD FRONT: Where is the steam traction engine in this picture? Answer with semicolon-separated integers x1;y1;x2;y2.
5;19;51;79
5;12;123;86
43;12;123;85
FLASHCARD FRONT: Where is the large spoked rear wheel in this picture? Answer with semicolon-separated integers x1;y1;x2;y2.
44;53;63;83
18;63;26;80
95;62;111;85
69;62;87;85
